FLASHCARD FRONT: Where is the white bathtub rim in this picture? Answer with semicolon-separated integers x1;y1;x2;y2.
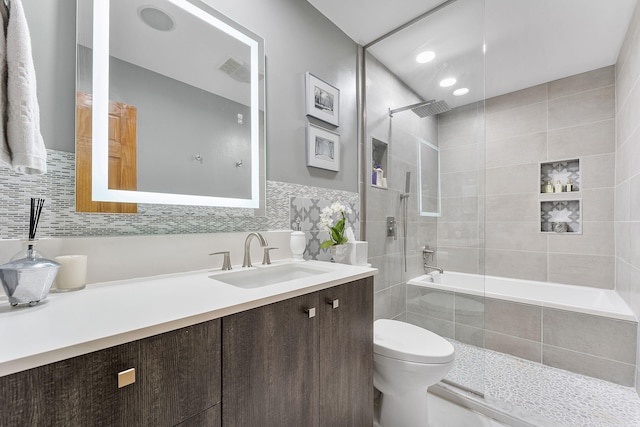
408;272;637;322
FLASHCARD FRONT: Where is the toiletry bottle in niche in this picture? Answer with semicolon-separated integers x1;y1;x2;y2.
566;179;573;192
554;180;563;193
376;166;384;187
543;180;553;193
372;166;378;186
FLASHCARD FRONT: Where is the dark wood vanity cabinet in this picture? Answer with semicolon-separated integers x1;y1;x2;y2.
0;276;374;427
222;277;374;427
0;319;221;427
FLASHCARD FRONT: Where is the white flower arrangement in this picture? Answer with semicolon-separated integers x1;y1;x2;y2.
319;202;353;249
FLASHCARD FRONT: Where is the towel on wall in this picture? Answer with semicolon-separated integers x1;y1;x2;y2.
0;2;9;169
1;0;47;175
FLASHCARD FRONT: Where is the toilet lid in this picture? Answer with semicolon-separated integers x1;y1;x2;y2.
373;319;455;364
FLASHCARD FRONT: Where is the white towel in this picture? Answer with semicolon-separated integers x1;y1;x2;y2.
4;0;46;175
0;3;9;169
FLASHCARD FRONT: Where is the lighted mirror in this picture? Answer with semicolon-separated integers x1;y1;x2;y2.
418;139;440;216
75;0;265;212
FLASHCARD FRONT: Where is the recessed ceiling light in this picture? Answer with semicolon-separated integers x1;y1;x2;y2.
138;6;175;32
439;78;457;88
453;88;470;96
415;51;435;64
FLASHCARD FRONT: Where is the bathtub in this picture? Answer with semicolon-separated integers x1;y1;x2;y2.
406;271;637;386
408;271;635;321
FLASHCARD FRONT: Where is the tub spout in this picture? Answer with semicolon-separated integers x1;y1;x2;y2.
424;265;444;274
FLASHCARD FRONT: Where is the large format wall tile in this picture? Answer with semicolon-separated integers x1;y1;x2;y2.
485;132;547;169
542;345;636;387
548;85;615;130
485;222;547;252
486;102;547;141
547;119;615;159
543;308;637;364
485;331;542;363
485;249;548;282
485;298;542;341
485;84;547;114
548;254;615;289
547;66;615;100
580;153;616;189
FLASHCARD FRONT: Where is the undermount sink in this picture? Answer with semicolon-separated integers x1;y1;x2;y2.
211;263;332;289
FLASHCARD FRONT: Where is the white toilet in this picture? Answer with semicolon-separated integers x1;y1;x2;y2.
373;319;455;427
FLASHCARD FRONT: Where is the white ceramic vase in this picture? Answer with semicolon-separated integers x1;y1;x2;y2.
330;244;348;263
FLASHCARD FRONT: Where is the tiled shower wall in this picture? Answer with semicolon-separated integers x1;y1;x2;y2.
435;102;486;275
439;66;616;288
615;0;640;395
364;53;438;320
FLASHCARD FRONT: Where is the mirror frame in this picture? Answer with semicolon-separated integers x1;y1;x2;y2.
90;0;264;208
418;138;441;217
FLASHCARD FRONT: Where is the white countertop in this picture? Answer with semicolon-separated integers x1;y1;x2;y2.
0;260;376;377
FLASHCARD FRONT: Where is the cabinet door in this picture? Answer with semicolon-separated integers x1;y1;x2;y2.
0;320;221;427
319;277;374;427
136;319;221;426
222;292;320;427
0;340;138;427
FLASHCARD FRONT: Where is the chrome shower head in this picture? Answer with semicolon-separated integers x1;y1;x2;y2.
411;100;450;117
389;99;451;118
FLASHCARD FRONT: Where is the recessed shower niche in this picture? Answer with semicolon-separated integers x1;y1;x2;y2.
371;138;388;189
539;159;582;234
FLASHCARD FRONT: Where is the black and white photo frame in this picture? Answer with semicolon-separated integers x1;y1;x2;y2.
306;124;340;171
305;72;340;127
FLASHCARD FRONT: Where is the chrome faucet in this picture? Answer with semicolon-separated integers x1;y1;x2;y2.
424;265;444;274
243;232;268;267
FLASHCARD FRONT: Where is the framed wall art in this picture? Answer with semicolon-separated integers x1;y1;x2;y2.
306;124;340;172
305;72;340;126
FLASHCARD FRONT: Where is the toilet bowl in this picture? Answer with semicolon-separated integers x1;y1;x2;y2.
373;319;455;427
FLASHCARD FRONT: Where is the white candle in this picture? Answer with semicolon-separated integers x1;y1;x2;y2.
53;255;88;291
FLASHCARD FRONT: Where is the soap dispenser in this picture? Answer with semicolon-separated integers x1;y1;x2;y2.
290;219;306;261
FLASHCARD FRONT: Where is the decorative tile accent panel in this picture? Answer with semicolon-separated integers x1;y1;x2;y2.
540;200;581;232
0;149;359;239
290;196;360;261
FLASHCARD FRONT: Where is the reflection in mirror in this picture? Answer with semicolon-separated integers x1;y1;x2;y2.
76;0;265;211
418;139;440;216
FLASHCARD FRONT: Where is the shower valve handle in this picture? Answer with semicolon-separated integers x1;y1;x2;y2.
387;217;397;240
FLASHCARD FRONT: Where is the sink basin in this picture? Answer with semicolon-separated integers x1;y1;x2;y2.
211;263;331;289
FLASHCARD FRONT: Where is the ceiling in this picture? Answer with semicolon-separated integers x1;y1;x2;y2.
308;0;638;107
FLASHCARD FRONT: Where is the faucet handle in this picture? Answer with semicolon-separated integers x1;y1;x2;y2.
262;247;278;265
210;251;232;271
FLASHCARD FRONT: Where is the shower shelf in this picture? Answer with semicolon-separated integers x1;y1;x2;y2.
538;191;582;202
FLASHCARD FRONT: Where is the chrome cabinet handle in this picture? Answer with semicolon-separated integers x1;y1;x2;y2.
305;307;316;318
326;298;339;309
118;368;136;388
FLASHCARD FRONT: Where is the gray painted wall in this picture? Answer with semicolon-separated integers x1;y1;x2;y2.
22;0;358;194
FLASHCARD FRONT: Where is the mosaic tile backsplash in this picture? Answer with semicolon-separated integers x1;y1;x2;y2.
0;149;360;239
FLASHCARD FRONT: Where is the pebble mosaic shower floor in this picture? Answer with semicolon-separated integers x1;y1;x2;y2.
445;340;640;427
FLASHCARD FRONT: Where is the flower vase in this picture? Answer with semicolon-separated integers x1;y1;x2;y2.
330;244;348;263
